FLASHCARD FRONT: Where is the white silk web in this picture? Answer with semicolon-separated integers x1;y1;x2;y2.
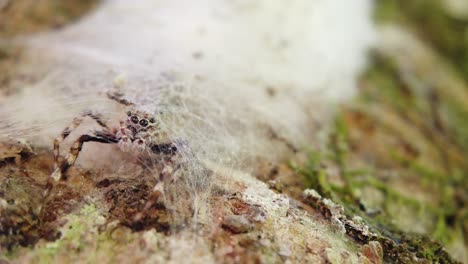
0;0;376;238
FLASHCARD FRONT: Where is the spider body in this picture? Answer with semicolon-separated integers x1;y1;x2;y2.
41;92;181;221
117;109;159;153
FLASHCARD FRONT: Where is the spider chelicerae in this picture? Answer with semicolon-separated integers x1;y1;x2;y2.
40;92;182;221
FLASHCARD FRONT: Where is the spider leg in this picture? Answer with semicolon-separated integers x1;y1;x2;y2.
116;121;134;151
106;91;135;106
150;142;179;156
134;142;181;221
41;132;117;216
133;180;164;222
54;111;110;170
131;132;151;152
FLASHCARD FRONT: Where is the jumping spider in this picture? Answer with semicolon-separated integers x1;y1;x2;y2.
41;92;181;221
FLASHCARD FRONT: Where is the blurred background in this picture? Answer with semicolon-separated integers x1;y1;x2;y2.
0;0;467;263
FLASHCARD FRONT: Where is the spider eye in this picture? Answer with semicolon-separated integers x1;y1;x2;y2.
149;118;155;123
130;116;139;124
139;119;149;127
127;111;131;116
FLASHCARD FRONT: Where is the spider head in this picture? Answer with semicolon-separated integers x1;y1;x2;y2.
126;109;157;132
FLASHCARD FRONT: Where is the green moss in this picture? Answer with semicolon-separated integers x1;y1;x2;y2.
445;98;468;151
360;54;410;111
291;152;333;198
329;114;356;199
296;41;467;262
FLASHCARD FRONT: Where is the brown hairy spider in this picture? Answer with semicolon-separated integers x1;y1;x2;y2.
40;92;180;221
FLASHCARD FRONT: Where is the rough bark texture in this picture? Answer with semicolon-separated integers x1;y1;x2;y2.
0;1;467;263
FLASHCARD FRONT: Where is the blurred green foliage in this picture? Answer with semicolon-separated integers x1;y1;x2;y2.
376;0;468;82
